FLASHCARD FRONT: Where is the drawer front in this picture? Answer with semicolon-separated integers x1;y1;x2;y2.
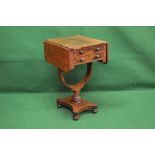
74;44;106;57
74;53;103;65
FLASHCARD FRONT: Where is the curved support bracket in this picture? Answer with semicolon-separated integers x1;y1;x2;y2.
58;62;92;103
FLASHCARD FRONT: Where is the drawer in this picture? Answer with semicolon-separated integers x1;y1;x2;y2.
74;44;105;57
74;53;103;65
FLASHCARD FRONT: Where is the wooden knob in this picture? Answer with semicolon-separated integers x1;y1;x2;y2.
80;58;84;62
95;55;100;58
96;47;100;51
79;50;84;54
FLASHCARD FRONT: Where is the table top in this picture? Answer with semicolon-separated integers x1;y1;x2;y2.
46;35;106;49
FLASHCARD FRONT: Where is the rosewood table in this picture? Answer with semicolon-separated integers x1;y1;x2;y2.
44;35;108;120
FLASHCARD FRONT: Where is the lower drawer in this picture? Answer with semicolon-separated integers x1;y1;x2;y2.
74;53;103;65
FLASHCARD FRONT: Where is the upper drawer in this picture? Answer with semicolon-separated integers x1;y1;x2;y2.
74;44;106;57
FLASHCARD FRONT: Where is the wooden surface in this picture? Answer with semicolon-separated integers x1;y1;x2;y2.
44;41;71;72
46;35;107;49
44;35;108;72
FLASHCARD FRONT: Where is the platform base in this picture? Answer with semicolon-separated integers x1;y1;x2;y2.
57;96;98;120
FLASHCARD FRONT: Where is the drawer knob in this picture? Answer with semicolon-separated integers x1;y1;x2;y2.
80;58;84;62
96;47;100;51
95;55;100;59
79;50;84;54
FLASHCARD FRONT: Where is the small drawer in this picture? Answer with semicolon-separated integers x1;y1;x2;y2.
74;53;103;65
74;44;105;57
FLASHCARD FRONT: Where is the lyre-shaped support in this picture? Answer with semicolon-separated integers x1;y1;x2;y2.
57;63;98;120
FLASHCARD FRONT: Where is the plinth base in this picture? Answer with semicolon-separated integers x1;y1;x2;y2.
57;96;98;120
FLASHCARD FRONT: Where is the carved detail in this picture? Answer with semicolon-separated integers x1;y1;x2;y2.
58;62;92;103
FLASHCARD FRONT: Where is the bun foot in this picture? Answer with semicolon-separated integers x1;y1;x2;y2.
57;104;62;108
92;108;98;113
73;113;80;120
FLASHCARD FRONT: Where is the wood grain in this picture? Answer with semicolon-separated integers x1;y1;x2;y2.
46;35;107;49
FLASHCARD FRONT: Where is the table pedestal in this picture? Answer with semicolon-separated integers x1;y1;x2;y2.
57;62;98;120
